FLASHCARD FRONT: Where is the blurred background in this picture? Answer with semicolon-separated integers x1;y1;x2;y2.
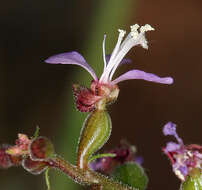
1;0;202;189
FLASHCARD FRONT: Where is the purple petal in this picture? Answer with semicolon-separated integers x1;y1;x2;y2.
173;164;188;179
105;55;132;65
45;51;98;80
89;159;103;171
178;166;188;176
165;142;181;152
134;156;143;165
163;122;177;136
163;122;183;144
112;69;174;84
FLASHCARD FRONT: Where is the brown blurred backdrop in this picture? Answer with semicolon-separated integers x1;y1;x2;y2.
1;0;202;190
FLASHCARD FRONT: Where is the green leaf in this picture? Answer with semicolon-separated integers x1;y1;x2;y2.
112;162;148;190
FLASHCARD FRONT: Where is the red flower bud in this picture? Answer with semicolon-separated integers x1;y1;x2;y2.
0;145;13;168
0;145;22;168
29;136;55;161
22;156;48;175
6;134;30;157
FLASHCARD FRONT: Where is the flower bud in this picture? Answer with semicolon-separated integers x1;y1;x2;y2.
6;134;30;157
0;145;13;168
77;109;112;169
0;145;22;168
29;136;55;161
22;156;48;175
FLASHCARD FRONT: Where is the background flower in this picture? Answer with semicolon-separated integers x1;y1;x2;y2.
162;122;202;181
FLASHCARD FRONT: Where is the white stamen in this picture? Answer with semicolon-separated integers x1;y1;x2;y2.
140;24;154;33
102;35;107;71
109;29;126;62
109;25;154;80
109;39;135;80
100;29;126;82
130;24;140;39
100;24;154;83
118;29;126;37
130;24;140;32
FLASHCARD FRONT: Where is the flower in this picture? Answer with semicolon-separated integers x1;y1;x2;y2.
89;140;143;174
45;24;173;112
162;122;202;181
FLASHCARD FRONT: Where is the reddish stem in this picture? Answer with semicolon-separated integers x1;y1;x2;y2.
47;155;135;190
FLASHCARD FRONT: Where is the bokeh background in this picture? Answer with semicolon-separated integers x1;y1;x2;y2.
1;0;202;189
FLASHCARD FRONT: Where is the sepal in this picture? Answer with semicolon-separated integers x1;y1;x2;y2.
22;156;48;175
77;110;112;169
72;84;101;112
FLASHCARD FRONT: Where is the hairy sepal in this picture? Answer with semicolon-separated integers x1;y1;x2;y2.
77;109;112;169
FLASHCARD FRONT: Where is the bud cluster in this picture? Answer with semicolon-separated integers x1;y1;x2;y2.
162;122;202;181
0;134;55;175
0;145;22;168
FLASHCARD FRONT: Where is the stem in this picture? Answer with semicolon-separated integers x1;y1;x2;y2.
45;168;51;190
48;155;136;190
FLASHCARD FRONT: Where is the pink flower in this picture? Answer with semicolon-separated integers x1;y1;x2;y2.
45;24;173;112
162;122;202;181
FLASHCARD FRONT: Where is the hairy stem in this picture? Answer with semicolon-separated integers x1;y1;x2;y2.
48;155;136;190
